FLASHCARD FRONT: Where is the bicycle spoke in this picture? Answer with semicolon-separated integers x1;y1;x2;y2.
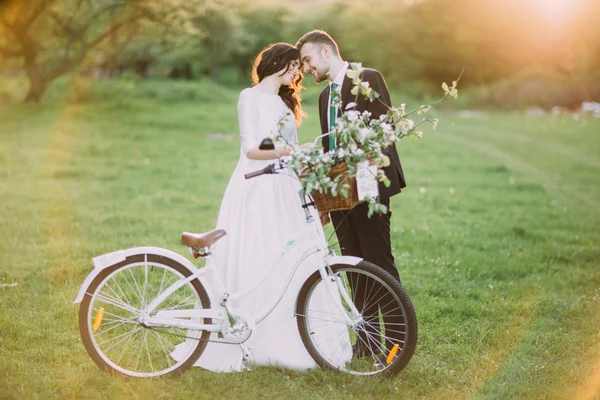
306;308;350;317
95;318;138;337
142;263;149;310
95;291;139;314
116;325;138;366
134;331;144;372
297;313;347;324
157;268;170;300
100;326;143;353
161;292;196;312
353;328;381;365
361;280;388;313
314;327;350;349
149;330;175;369
362;320;406;345
322;330;348;366
105;278;139;312
94;308;138;323
309;326;348;340
143;330;154;373
100;283;132;314
127;268;146;308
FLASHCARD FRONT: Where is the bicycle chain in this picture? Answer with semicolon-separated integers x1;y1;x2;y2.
148;325;251;345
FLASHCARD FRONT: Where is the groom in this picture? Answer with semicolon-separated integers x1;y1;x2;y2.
296;30;406;355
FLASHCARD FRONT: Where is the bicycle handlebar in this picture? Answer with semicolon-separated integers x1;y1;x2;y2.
244;164;277;179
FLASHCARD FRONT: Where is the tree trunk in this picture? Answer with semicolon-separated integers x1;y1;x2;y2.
24;72;49;103
210;62;220;81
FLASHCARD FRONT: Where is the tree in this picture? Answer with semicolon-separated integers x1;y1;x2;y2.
0;0;205;103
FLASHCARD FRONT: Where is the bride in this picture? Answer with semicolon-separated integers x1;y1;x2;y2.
187;43;349;372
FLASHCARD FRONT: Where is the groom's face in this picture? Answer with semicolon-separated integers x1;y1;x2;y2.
299;43;329;84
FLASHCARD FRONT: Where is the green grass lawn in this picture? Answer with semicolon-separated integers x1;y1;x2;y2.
1;79;599;399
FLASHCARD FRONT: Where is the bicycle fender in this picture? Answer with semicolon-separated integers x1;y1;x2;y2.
73;246;203;304
326;255;363;266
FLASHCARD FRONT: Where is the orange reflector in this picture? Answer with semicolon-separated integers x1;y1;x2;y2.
386;344;399;364
93;307;105;332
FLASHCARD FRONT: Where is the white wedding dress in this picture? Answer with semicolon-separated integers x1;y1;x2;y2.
178;87;351;372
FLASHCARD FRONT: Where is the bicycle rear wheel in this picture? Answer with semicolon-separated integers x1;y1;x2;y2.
296;261;417;377
78;254;211;377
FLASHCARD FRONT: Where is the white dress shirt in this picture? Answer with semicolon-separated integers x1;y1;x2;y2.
327;61;349;130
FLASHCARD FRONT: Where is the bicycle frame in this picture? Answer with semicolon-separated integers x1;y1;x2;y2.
74;172;364;340
145;210;363;335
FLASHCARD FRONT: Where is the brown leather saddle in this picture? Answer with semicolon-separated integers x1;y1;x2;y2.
181;229;227;248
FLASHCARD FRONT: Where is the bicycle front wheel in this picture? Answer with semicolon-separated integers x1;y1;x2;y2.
296;261;417;377
78;254;211;378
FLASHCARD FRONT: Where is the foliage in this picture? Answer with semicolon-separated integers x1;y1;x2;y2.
1;0;600;105
282;63;458;216
0;0;206;102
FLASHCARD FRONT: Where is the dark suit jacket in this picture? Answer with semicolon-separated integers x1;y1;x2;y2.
318;67;406;200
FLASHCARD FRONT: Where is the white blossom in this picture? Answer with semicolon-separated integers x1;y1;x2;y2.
358;128;371;142
346;111;360;122
381;123;394;135
350;62;363;72
320;154;332;163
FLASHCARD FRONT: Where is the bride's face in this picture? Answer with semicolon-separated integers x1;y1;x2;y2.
277;59;300;86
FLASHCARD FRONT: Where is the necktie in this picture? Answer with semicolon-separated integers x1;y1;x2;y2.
328;82;338;150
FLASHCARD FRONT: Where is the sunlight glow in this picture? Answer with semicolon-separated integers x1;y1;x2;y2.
536;0;576;23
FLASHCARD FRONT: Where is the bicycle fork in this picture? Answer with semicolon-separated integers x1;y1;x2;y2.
323;261;363;327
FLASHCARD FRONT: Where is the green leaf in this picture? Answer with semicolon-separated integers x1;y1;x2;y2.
382;155;390;167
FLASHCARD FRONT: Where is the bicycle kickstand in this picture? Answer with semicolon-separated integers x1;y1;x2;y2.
240;343;253;371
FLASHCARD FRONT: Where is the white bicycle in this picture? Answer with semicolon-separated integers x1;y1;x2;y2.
74;152;417;378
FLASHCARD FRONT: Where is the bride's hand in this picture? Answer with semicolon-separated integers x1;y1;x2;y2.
299;142;314;150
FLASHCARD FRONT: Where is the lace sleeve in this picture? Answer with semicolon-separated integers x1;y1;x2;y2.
237;89;259;156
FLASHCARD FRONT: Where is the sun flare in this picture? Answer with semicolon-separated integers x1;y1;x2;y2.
536;0;576;22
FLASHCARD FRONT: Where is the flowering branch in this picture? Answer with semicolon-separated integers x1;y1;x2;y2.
277;63;461;217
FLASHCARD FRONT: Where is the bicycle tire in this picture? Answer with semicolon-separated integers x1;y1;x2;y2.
78;254;211;377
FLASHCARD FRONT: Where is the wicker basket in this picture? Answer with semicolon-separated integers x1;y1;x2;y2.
299;160;364;213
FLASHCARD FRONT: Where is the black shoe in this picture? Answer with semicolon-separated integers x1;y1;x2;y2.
352;343;370;358
354;345;388;367
373;354;389;368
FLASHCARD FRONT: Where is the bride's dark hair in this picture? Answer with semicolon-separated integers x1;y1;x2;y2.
251;43;305;125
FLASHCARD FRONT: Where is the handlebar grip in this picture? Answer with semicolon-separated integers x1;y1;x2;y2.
244;169;265;179
244;164;275;179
